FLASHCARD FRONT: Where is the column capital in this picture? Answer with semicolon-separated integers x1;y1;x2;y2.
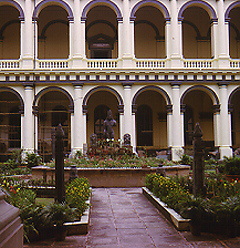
213;104;221;113
132;104;137;114
170;82;181;88
73;82;84;88
122;82;133;88
218;82;229;87
166;104;173;113
23;82;34;88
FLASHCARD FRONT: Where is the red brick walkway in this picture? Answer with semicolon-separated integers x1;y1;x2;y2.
24;188;240;248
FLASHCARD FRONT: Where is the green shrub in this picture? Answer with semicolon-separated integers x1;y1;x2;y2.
222;156;240;175
65;177;91;215
25;153;42;168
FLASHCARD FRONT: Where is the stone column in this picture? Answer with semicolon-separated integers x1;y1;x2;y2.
69;19;74;60
72;0;85;68
169;0;183;68
123;83;133;137
77;18;87;67
72;84;85;154
22;84;35;154
216;0;230;68
21;0;34;68
171;83;184;161
166;104;173;151
121;0;135;67
218;84;232;158
132;104;137;153
211;20;218;62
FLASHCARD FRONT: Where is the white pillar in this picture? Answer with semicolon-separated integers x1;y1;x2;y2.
72;0;85;68
218;84;232;158
171;84;184;161
69;20;74;59
165;20;171;60
75;19;87;67
22;85;35;153
211;21;218;60
21;0;34;68
123;84;134;139
216;0;230;68
72;84;85;154
121;0;134;65
169;0;183;68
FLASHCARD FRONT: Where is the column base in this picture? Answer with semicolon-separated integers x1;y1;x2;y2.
171;146;184;161
219;146;232;159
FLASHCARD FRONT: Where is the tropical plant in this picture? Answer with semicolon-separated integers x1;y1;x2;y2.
25;153;43;168
42;202;78;226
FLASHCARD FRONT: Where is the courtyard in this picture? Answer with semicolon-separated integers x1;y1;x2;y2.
23;188;240;248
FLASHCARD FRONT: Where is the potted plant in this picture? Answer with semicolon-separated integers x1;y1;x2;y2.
42;202;78;241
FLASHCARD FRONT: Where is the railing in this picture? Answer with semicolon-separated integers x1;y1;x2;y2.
38;60;69;69
87;59;117;69
136;59;166;68
1;58;240;70
183;59;212;68
230;60;240;68
0;60;20;69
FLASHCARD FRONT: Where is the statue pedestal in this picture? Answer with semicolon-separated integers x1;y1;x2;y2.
0;189;23;248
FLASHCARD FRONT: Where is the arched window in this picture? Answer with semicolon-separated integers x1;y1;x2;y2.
94;105;109;139
136;104;153;146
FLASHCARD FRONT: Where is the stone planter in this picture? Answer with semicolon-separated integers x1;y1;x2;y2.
142;187;190;231
32;165;190;187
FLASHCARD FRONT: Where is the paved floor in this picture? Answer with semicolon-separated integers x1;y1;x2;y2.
24;188;240;248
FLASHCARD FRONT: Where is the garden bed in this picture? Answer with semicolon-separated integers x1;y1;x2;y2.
65;196;91;235
32;165;190;187
142;187;190;231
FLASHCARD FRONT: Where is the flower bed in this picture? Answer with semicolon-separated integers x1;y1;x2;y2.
144;173;240;237
1;177;91;242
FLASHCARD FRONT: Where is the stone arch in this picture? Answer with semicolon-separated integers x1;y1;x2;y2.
178;0;217;21
33;0;73;21
228;86;240;106
130;0;170;21
39;20;68;39
82;86;124;114
0;87;24;113
33;86;74;113
81;0;123;21
132;85;171;113
225;1;240;21
0;0;24;20
180;85;219;106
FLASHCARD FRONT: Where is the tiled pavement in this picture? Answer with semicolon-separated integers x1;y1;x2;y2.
24;188;240;248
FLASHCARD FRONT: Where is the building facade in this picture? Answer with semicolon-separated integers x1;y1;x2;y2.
0;0;240;161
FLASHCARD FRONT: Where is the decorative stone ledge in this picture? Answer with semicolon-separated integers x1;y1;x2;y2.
142;187;190;231
0;189;23;248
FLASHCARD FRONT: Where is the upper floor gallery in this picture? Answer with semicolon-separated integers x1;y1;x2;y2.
0;0;240;70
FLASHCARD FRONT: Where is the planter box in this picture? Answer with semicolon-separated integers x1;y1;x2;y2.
65;197;91;235
142;187;190;231
32;165;190;187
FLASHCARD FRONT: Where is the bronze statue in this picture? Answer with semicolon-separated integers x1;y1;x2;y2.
104;109;116;139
